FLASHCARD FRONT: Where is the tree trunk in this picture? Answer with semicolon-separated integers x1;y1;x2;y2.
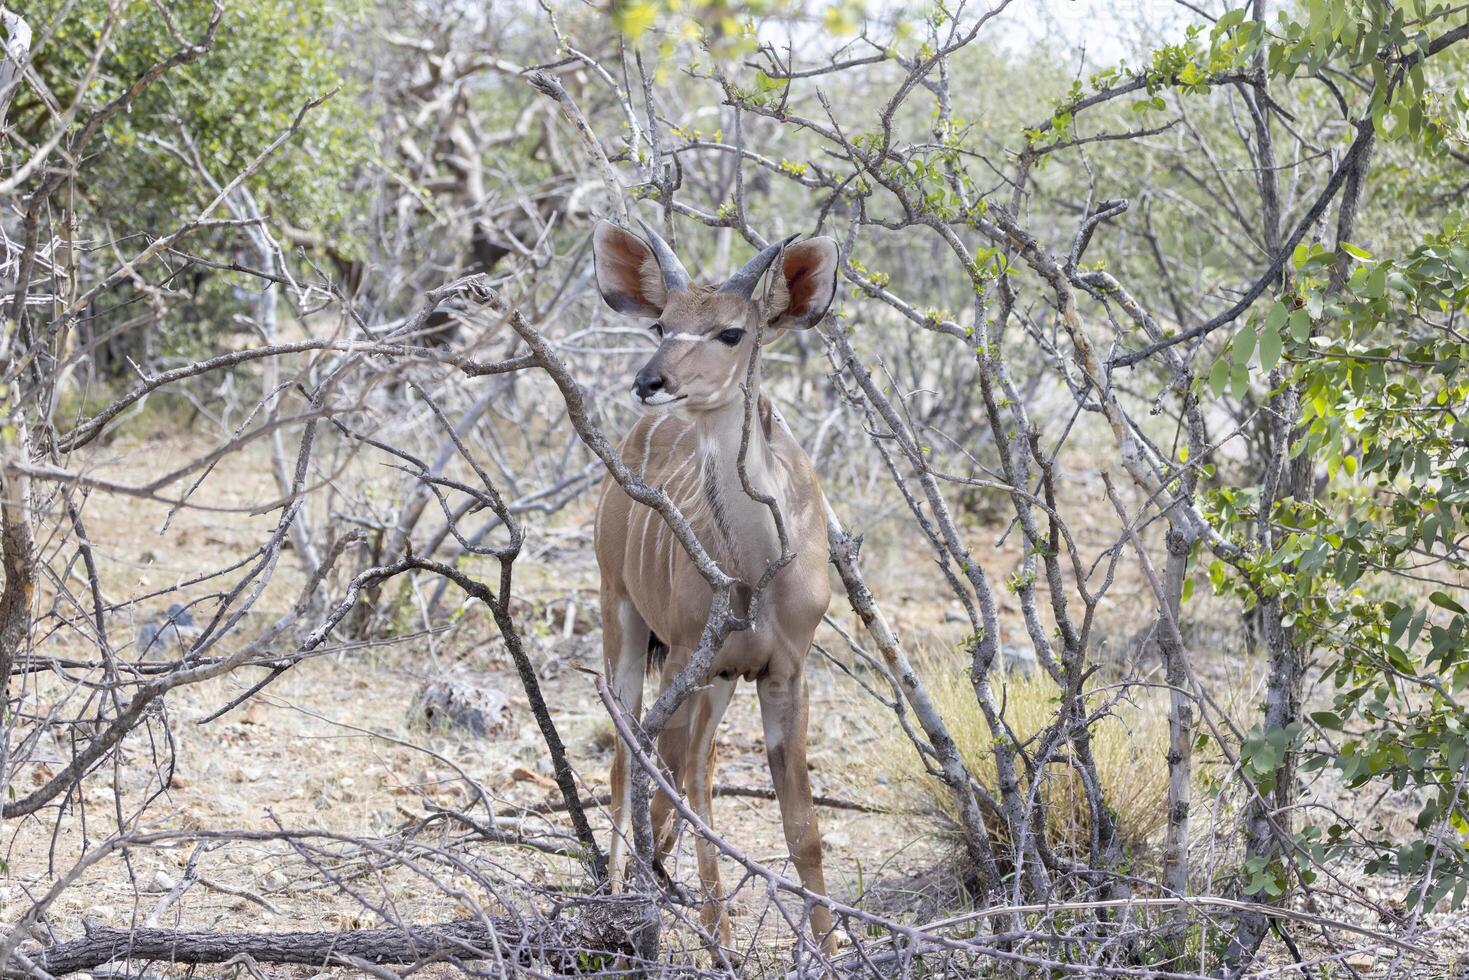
1159;526;1196;913
0;421;34;683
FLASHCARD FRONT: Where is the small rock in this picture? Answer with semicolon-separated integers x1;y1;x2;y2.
136;603;201;659
150;870;175;893
84;905;118;927
1000;644;1038;675
409;680;510;738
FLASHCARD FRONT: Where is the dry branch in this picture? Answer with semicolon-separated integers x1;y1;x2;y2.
19;914;639;978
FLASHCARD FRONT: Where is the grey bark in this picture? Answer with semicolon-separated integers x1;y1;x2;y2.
1158;526;1197;909
827;516;1004;895
0;6;29;130
18;915;637;977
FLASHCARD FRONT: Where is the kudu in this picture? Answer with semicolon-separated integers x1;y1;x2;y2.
592;219;840;954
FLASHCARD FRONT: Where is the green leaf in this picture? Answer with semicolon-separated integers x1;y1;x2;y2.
611;1;659;37
1266;301;1288;334
1233;324;1257;364
1289;309;1312;342
1209;357;1230;396
1230;359;1250;399
1388;605;1413;645
1430;591;1467;615
1365;265;1387;299
1310;710;1344;731
1259;322;1283;372
1409;608;1429;649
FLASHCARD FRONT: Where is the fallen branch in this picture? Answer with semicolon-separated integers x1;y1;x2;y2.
21;913;639;977
507;783;892;818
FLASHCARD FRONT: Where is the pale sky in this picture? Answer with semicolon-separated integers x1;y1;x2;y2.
992;0;1201;68
755;0;1206;76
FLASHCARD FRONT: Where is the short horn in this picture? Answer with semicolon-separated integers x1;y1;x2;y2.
718;234;798;299
637;219;692;294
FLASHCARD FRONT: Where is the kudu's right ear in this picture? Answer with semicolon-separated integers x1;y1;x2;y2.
593;221;666;318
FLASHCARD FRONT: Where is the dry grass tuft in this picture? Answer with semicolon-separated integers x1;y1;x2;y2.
887;665;1173;862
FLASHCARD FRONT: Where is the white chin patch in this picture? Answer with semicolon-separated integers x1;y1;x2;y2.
641;391;681;407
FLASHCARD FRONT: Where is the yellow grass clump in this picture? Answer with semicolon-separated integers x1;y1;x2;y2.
894;666;1174;861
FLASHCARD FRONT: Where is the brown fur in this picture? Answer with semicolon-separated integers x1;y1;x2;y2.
592;222;840;957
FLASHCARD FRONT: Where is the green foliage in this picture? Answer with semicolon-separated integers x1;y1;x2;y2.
1145;0;1469;916
609;0;800;58
1293;229;1469;911
1208;219;1469;912
19;0;371;250
1026;12;1261;149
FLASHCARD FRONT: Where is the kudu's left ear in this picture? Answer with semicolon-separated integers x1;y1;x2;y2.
766;237;840;331
592;220;672;318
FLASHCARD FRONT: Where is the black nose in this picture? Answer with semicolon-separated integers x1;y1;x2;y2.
633;371;665;400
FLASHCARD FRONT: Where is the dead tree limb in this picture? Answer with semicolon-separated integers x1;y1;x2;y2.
19;915;638;978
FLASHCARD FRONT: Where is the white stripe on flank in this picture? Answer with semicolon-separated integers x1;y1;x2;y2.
641;415;667;471
656;428;697;586
636;498;654;574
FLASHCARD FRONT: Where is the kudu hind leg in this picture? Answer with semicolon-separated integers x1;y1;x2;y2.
650;648;695;871
603;596;648;892
686;676;738;953
757;672;836;955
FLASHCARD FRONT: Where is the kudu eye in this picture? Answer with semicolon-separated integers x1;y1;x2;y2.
651;322;664;338
716;328;744;346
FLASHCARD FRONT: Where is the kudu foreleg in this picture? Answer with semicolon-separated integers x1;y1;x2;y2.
685;676;737;951
602;595;648;892
650;651;695;870
757;672;836;956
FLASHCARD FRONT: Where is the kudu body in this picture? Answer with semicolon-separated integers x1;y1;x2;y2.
592;219;840;953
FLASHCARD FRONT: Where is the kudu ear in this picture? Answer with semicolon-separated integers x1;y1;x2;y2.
765;237;839;331
592;221;666;318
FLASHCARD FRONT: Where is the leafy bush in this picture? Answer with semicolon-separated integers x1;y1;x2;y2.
16;0;374;375
19;0;370;244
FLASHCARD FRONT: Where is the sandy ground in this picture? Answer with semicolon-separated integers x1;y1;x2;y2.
5;426;961;974
5;423;1465;977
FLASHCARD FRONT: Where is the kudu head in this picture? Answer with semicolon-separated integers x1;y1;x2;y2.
592;219;840;412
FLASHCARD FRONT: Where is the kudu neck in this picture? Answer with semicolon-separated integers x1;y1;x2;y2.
692;388;771;464
688;380;790;584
